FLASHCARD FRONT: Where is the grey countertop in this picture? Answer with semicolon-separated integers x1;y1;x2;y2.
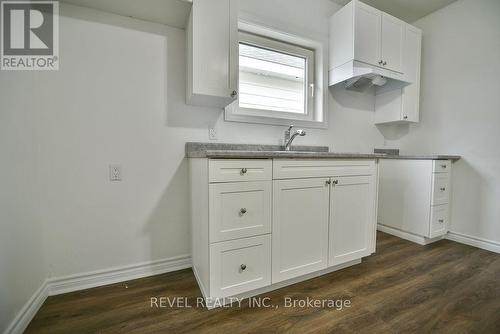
186;142;461;161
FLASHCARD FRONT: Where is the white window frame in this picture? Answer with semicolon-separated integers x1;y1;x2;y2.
237;32;315;121
225;21;328;129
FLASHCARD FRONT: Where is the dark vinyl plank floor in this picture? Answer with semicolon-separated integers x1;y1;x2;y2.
26;232;500;333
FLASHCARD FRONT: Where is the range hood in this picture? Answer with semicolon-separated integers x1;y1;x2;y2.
328;60;412;91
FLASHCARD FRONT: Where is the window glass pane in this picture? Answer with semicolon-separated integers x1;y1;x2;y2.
239;43;306;114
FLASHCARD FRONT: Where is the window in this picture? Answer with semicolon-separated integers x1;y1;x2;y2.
224;21;328;128
236;32;314;121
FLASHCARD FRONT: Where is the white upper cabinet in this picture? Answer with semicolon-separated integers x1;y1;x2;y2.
380;13;405;73
374;24;422;124
330;0;405;73
353;1;381;67
401;25;422;122
186;0;238;108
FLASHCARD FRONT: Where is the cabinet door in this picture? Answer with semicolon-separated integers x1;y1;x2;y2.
329;175;376;266
187;0;237;108
272;178;330;283
354;1;381;67
380;13;404;73
401;25;422;122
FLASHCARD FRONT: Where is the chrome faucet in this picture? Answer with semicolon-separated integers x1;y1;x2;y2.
284;125;306;151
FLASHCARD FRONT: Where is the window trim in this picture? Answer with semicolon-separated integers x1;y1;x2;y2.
225;20;328;129
236;32;315;121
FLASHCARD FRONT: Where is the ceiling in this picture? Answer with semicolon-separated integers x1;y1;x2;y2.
61;0;457;29
331;0;457;22
61;0;192;29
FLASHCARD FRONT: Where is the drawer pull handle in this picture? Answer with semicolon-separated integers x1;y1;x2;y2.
332;180;339;185
240;168;247;175
438;219;444;223
441;165;447;168
239;208;247;215
240;264;247;271
440;187;446;191
325;180;331;185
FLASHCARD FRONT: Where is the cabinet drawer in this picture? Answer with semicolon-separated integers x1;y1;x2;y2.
431;173;450;205
210;235;271;298
209;159;272;183
209;181;271;242
273;159;377;179
429;204;449;238
433;160;451;173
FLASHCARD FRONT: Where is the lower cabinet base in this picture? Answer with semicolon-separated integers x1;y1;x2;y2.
377;224;446;246
195;259;362;309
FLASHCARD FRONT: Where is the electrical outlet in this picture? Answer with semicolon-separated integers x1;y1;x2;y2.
208;125;217;140
109;165;122;181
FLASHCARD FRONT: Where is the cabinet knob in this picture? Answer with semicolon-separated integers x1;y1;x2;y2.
326;180;331;185
332;180;339;185
239;208;247;215
240;168;247;175
438;219;444;223
440;187;446;191
231;90;238;98
383;61;387;66
240;264;247;271
403;115;408;120
441;165;447;169
378;60;383;65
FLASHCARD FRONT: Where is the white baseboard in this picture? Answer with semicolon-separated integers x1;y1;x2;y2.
377;224;444;245
48;254;191;296
378;224;500;254
4;255;192;334
378;224;424;245
446;231;500;254
4;280;49;334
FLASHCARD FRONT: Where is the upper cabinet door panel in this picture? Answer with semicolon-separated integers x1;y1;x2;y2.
380;13;404;73
401;25;422;122
192;0;229;96
354;1;381;67
187;0;237;108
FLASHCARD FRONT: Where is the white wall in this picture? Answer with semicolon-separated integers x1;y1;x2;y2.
384;0;500;243
0;1;385;330
0;71;47;331
40;0;382;278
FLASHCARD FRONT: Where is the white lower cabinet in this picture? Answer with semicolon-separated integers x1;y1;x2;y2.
272;178;330;283
329;176;376;266
189;157;378;305
378;159;452;244
210;235;271;298
429;204;449;238
209;181;271;243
